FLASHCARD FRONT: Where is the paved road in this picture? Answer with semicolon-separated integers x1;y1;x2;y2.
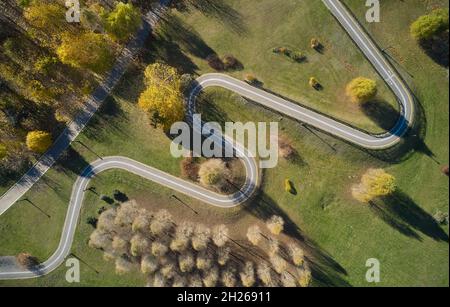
0;0;415;280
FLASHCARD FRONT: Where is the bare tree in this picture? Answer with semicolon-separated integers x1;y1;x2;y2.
179;252;195;273
150;209;173;236
247;225;262;246
221;265;237;287
212;224;229;247
257;262;272;286
192;224;211;251
270;254;287;274
141;254;159;274
266;215;284;235
281;271;297;287
152;241;169;257
217;246;231;266
203;265;219;287
196;250;213;271
240;261;256;287
130;233;150;257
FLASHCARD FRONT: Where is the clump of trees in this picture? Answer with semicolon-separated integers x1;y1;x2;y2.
352;168;397;203
345;77;377;103
198;159;231;191
26;130;52;154
410;9;449;41
89;200;311;287
138;63;185;131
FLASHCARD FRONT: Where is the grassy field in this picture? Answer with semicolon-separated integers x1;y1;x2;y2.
0;0;448;287
159;0;399;133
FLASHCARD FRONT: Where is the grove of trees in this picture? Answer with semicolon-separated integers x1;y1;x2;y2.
89;201;311;287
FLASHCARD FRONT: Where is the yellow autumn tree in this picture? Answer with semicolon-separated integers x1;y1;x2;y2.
138;63;185;131
26;131;52;154
346;77;377;103
24;0;66;32
352;168;397;203
57;32;114;74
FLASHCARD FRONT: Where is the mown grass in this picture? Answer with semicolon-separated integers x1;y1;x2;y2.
160;0;399;133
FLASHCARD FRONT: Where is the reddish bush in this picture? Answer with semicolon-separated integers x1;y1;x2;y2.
181;157;199;181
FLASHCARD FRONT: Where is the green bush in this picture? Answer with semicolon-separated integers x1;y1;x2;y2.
411;9;449;40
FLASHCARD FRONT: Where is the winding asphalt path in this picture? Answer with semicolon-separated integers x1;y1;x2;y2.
0;0;415;280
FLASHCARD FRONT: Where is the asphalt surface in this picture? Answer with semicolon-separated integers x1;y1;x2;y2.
0;0;415;280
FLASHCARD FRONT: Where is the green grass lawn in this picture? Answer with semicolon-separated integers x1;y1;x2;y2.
0;0;448;287
159;0;399;133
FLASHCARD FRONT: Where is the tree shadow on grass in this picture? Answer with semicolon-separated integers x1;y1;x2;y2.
54;146;90;178
244;191;351;287
361;99;401;133
158;15;216;59
370;191;449;242
420;32;449;68
83;96;127;142
174;0;248;36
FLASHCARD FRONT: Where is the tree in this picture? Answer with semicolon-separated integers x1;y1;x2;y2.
311;38;321;50
203;266;219;287
257;262;272;286
247;225;262;246
26;130;52;154
221;266;237;287
57;32;114;74
115;201;139;227
151;241;169;257
270;254;288;274
97;208;117;233
281;271;297;287
297;267;312;287
217;246;231;266
240;262;256;287
112;236;128;255
104;2;142;41
115;256;135;275
188;273;203;287
130;233;150;257
0;143;7;160
212;224;229;247
346;77;378;103
88;229;112;250
150;209;173;235
192;224;211;251
152;272;166;287
141;254;159;274
411;9;449;41
172;274;187;287
268;238;280;256
352;168;397;203
16;253;39;269
309;77;320;90
285;179;295;194
198;159;231;189
171;222;193;252
179;252;195;273
288;243;305;267
138;63;185;131
24;0;65;34
196;250;213;271
266;215;284;235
